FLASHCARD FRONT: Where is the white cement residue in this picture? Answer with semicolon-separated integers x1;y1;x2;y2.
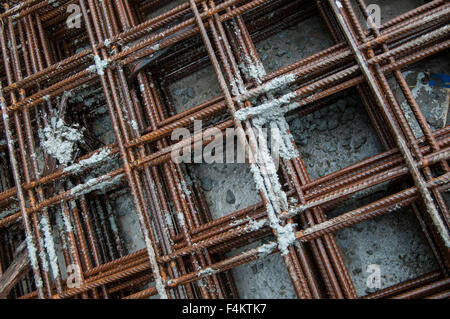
70;173;125;196
256;242;277;258
197;267;217;277
64;148;112;174
39;116;84;165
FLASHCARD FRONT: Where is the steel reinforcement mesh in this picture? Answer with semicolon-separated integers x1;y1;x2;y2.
0;0;449;299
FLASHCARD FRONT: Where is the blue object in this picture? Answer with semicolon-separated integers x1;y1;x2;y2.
429;73;450;88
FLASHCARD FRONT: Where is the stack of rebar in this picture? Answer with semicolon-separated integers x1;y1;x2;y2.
0;0;449;299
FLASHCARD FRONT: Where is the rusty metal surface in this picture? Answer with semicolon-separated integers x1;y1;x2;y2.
0;0;449;299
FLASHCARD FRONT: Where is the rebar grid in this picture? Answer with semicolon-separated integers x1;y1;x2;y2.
0;0;449;299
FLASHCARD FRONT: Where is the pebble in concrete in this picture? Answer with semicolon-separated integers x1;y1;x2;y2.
226;189;236;204
200;177;213;191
